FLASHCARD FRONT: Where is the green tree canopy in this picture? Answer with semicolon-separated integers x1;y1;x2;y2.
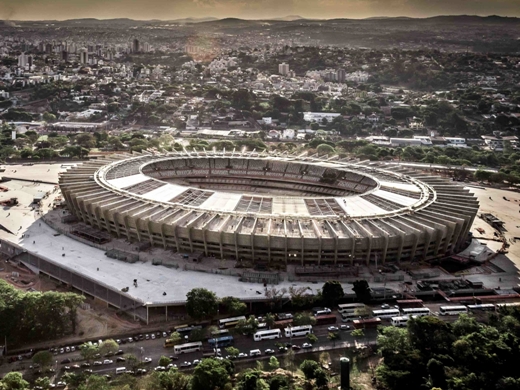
185;288;219;321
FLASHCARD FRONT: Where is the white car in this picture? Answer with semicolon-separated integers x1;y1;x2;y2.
340;325;351;330
238;353;248;358
327;326;339;332
167;363;177;369
103;359;113;365
143;357;152;363
70;346;75;352
192;359;200;366
302;343;312;349
93;361;102;366
65;347;70;353
59;348;64;354
154;366;166;372
151;334;156;340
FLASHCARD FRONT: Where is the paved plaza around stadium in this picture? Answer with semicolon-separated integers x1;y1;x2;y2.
0;162;518;307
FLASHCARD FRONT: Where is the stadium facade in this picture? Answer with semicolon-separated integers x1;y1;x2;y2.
59;150;479;266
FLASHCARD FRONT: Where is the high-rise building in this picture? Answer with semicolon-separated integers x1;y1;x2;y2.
337;68;346;83
79;48;88;64
132;39;140;53
62;51;68;61
278;62;289;76
142;42;151;53
18;53;28;68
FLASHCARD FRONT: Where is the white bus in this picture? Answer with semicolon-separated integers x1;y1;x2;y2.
439;306;468;316
173;341;203;354
337;303;366;314
341;311;369;323
218;316;246;329
467;304;495;312
372;309;400;319
401;307;431;317
253;329;282;342
496;302;520;309
285;325;313;338
391;316;409;327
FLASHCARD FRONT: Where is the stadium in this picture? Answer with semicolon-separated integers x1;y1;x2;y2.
59;149;479;267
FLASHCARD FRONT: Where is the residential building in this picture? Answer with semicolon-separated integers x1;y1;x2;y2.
278;63;290;76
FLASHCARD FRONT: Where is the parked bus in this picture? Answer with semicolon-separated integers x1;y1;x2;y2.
208;335;234;348
496;302;520;309
315;314;337;326
285;325;313;338
253;329;282;342
211;329;230;337
337;303;366;314
164;339;179;348
439;306;468;316
173;341;203;354
218;316;246;329
467;304;495;312
396;299;424;309
401;307;431;317
391;316;409;327
341;311;369;323
372;309;400;319
353;318;381;329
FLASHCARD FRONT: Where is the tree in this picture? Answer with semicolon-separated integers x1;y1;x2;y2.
0;372;30;390
316;143;335;155
77;375;109;390
34;377;50;390
221;296;247;316
474;169;492;182
293;312;317;326
314;368;329;389
42;112;57;123
99;339;118;356
321;281;344;307
75;133;96;149
352;280;372;303
327;332;340;346
351;329;364;338
300;360;320;380
268;356;280;371
377;326;410;355
80;342;100;362
427;358;447;389
234;316;259;336
264;313;276;329
166;332;182;345
225;346;239;358
32;351;53;369
158;355;171;367
189;328;207;342
191;358;231;390
185;288;218;321
306;333;318;344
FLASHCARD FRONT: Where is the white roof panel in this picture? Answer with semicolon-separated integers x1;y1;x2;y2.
272;198;309;216
337;196;387;217
198;193;242;211
372;189;417;207
107;173;149;188
141;183;186;203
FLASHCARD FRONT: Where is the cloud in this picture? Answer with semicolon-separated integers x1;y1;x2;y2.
0;0;519;20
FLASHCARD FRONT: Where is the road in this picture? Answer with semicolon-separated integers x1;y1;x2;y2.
0;303;471;381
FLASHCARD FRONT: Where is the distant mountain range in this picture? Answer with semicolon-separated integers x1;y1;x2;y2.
4;14;520;24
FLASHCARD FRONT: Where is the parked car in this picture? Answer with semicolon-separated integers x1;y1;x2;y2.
340;325;351;330
291;345;301;350
180;361;191;368
103;359;113;365
327;326;339;332
302;343;312;349
154;366;166;372
192;359;200;366
115;350;124;356
60;359;71;364
381;304;390;309
238;353;248;358
143;357;152;363
264;349;275;355
116;357;126;362
93;361;102;366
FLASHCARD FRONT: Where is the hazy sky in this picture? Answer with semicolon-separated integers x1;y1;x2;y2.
1;0;519;20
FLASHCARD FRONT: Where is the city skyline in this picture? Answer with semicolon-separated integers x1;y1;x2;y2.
1;0;520;21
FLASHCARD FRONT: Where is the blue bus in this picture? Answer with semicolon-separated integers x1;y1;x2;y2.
208;335;234;348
